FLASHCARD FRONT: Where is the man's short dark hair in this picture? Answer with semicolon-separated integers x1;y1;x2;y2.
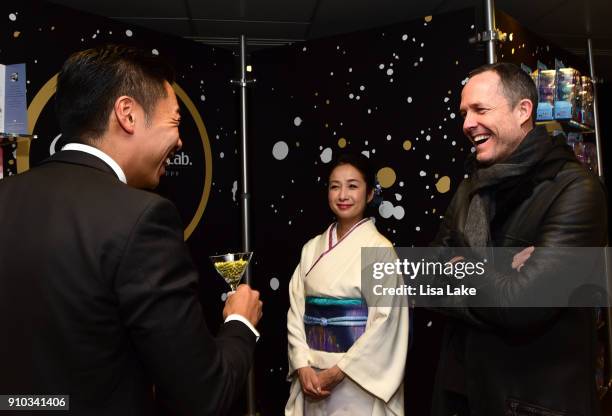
469;62;538;124
56;44;175;143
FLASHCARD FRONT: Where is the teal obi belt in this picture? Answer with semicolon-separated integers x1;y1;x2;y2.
304;296;368;353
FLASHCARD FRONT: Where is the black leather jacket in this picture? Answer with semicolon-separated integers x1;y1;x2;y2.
431;127;608;416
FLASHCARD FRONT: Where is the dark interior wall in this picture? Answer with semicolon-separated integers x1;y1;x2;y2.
249;8;482;414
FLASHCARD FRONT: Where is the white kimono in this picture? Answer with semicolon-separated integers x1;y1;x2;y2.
286;219;409;416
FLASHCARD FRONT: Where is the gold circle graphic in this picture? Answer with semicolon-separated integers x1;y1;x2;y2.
338;137;347;148
435;176;451;193
402;140;412;151
26;74;212;241
377;167;396;188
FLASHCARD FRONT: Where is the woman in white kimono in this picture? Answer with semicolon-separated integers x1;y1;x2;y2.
286;153;409;416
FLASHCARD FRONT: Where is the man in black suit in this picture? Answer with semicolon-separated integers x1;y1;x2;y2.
0;44;262;415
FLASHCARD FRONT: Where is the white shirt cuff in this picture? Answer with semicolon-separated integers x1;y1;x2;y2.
224;314;260;342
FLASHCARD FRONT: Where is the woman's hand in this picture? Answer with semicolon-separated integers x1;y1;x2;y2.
297;367;330;399
317;365;345;393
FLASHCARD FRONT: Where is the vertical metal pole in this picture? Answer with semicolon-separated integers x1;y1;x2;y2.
484;0;497;64
237;34;256;416
587;38;604;180
239;35;251;275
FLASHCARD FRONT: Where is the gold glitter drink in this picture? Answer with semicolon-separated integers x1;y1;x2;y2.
209;252;253;292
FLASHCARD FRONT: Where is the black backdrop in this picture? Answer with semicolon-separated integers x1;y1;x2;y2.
1;1;603;414
249;8;481;414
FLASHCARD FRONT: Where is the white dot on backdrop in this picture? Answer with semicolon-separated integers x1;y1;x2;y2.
270;278;280;291
320;147;333;163
125;29;133;37
416;226;421;231
395;193;402;201
349;93;354;99
386;134;392;140
367;109;372;114
152;49;159;56
471;147;476;153
360;85;365;91
393;206;405;220
379;63;385;69
221;293;228;301
356;95;360;100
272;141;289;160
330;72;334;76
444;97;450;103
220;152;224;158
450;113;456;119
9;13;17;21
200;95;205;101
402;34;408;41
294;116;303;126
420;42;424;47
379;201;394;219
399;181;404;187
426;135;431;141
386;68;394;76
420;171;426;177
419;57;423;62
407;97;413;103
452;141;457;146
426;154;430;160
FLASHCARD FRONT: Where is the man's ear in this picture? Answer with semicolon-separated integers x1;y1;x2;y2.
114;96;137;134
516;98;533;127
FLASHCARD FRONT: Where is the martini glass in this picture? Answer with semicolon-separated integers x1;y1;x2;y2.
210;252;253;292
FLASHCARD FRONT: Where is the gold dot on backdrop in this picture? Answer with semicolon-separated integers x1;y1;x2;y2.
13;31;20;38
325;99;330;105
403;140;412;151
338;138;347;148
377;167;396;188
435;176;451;193
424;15;433;22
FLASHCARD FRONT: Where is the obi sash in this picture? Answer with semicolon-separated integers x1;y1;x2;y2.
304;296;368;353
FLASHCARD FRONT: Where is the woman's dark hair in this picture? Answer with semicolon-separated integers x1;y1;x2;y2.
327;152;382;214
328;152;376;192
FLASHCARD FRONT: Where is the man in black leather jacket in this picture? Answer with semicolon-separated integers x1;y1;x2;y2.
430;62;608;416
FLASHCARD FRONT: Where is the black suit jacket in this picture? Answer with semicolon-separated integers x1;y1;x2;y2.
0;150;256;415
